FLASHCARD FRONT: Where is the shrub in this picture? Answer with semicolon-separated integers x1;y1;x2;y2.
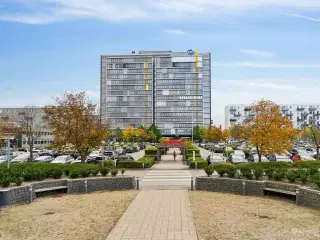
225;165;237;178
111;168;118;176
204;166;213;176
120;168;126;176
13;177;24;186
104;160;116;168
273;169;287;181
117;159;155;169
189;160;207;169
0;176;11;187
253;167;264;180
145;147;158;155
312;173;320;188
52;169;63;179
293;161;320;169
297;169;310;184
91;168;99;176
215;165;227;177
100;168;110;176
69;170;80;179
79;169;91;178
310;168;319;176
286;171;298;182
241;168;253;180
264;168;275;180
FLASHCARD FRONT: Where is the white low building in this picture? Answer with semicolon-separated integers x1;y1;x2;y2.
225;104;320;129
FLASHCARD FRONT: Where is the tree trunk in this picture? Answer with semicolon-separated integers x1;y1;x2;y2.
29;137;33;162
80;152;87;164
256;146;261;162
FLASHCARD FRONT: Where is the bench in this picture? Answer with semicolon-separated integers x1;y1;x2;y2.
263;188;296;201
34;186;68;197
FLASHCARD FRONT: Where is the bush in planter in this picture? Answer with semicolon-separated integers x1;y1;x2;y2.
273;169;287;181
120;168;126;176
297;169;310;184
213;165;227;177
145;147;158;155
0;175;11;187
253;167;264;180
79;169;91;178
100;168;110;176
111;168;119;176
104;160;116;168
225;165;237;178
189;160;207;169
91;168;99;176
312;173;320;188
293;161;320;169
309;168;319;176
52;169;63;179
286;171;298;183
69;170;80;179
264;168;276;180
204;165;214;176
241;168;253;180
13;177;24;186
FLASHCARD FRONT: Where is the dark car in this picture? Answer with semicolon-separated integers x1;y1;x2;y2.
125;147;133;153
103;151;118;160
117;155;134;161
289;149;299;155
87;155;109;164
213;145;223;153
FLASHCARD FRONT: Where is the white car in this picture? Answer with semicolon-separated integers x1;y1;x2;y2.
34;156;54;163
0;155;15;164
11;153;31;163
274;154;293;163
250;154;269;162
231;156;248;164
51;155;74;164
233;150;246;159
115;147;125;155
300;155;316;161
207;155;225;164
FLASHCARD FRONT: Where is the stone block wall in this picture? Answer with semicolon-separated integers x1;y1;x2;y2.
298;187;320;209
195;177;320;210
0;176;136;207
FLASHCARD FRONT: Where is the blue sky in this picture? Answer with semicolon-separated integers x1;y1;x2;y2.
1;0;320;126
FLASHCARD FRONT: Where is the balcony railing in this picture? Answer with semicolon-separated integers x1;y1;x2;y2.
309;107;317;111
244;107;252;111
234;113;241;117
230;118;237;122
297;107;305;111
301;112;309;117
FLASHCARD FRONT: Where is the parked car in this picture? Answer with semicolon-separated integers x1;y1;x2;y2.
248;154;269;162
0;155;15;164
117;155;134;161
11;153;31;163
206;155;225;165
51;155;74;164
232;150;246;159
115;147;125;155
87;155;109;164
103;151;118;160
289;149;299;156
213;145;223;153
34;156;54;163
125;147;134;153
299;155;316;161
273;154;293;163
230;155;248;164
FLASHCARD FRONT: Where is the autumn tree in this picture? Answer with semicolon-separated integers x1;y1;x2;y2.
123;126;135;142
204;126;224;143
302;125;320;159
248;99;298;162
135;128;148;142
222;128;230;142
229;125;247;140
44;92;106;163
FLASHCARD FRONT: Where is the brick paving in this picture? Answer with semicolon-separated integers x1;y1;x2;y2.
106;190;198;240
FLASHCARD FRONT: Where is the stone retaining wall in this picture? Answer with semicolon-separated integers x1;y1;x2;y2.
195;177;320;209
0;176;136;207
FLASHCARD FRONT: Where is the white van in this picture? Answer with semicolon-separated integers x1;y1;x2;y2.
11;153;31;163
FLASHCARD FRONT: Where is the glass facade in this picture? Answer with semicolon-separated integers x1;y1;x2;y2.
101;51;211;136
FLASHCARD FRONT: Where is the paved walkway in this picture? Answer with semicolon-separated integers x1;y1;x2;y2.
106;190;198;240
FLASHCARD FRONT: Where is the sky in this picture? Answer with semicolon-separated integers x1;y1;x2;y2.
1;0;320;127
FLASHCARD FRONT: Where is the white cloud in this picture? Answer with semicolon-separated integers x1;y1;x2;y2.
212;62;320;68
163;28;188;35
2;0;320;24
240;49;276;57
285;13;320;22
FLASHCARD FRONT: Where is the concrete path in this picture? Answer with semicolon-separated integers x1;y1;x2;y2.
106;190;198;240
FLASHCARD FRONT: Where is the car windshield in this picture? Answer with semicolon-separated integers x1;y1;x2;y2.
53;156;67;162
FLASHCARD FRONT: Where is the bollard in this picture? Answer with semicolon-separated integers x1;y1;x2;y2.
28;185;33;203
195;161;197;171
143;163;145;169
242;181;246;195
295;189;300;205
136;177;139;190
84;179;88;194
191;177;194;190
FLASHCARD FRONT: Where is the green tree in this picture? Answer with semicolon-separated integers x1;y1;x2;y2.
193;125;205;141
148;123;161;142
114;126;123;140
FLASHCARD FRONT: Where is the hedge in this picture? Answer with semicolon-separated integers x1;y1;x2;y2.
293;161;320;169
187;149;200;155
237;162;292;170
145;147;157;155
117;159;155;168
189;160;207;169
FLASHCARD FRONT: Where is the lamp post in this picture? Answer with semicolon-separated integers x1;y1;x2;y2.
191;105;194;143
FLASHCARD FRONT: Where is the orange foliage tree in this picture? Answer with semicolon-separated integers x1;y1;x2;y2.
135;128;149;142
204;126;224;143
44;92;106;163
229;125;247;140
248;99;299;162
123;126;135;142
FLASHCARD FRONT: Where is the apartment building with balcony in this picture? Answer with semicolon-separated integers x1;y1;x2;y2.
225;104;320;129
100;50;211;136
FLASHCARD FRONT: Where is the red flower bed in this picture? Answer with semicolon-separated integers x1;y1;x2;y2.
159;140;185;146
